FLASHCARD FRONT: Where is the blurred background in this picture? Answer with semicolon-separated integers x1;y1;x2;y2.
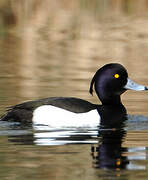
1;1;148;179
0;0;148;116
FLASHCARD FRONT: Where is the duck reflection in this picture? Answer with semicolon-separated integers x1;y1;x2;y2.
91;128;128;170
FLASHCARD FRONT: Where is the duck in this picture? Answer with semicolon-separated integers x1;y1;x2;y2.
0;63;147;127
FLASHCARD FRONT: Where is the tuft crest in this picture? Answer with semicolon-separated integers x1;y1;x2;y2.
89;73;97;96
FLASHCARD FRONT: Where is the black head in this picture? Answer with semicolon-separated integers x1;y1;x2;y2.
89;63;128;105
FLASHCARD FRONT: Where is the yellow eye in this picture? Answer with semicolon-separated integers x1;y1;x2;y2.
114;74;120;79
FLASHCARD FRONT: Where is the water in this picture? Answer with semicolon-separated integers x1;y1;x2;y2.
0;1;148;179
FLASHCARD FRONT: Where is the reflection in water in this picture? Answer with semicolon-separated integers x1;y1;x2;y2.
5;114;146;177
91;124;146;171
91;128;128;170
9;127;98;146
8;124;146;172
34;129;98;146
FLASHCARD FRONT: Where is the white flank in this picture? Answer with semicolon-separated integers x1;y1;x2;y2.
32;105;100;128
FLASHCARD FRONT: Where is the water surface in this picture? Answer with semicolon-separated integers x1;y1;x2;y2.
0;1;148;179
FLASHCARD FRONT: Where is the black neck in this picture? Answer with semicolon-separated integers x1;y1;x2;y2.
98;94;122;106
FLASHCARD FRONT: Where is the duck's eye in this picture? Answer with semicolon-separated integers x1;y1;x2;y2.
114;74;120;79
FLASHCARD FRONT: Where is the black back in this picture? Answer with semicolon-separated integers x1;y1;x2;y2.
1;97;97;123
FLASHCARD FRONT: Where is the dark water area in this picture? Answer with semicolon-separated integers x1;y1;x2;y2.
0;0;148;179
